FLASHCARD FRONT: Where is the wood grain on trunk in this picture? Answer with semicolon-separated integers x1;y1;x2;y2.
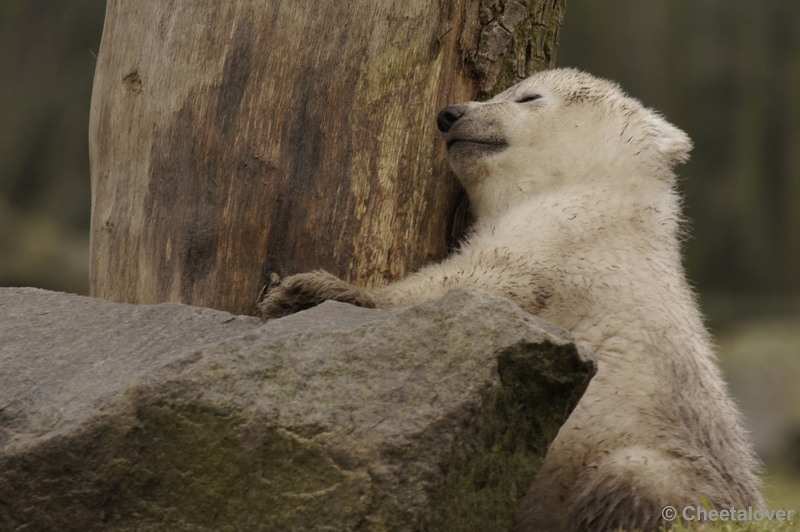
89;0;564;314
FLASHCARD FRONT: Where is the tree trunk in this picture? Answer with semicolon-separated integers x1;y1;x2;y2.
89;0;565;315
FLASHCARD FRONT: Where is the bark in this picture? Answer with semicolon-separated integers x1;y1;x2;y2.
89;0;565;315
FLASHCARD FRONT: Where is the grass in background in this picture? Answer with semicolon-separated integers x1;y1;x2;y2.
667;518;799;531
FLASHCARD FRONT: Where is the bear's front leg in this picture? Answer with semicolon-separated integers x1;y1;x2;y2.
257;270;376;319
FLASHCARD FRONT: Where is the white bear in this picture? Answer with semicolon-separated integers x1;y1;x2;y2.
258;68;763;531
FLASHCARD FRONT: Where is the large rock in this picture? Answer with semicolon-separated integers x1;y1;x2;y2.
0;287;596;531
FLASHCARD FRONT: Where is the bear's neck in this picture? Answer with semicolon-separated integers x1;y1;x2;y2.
469;167;682;250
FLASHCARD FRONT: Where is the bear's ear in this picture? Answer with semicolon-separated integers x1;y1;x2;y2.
650;114;693;167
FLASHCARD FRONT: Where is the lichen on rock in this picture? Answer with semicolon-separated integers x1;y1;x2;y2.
0;287;595;531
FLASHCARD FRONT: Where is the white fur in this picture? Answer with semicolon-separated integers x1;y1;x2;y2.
372;69;763;531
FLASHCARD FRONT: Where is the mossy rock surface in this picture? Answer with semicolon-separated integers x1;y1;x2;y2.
0;287;595;531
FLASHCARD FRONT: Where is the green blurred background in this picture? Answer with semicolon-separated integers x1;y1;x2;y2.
1;0;798;509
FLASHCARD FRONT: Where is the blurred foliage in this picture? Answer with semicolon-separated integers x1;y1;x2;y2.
557;0;800;298
715;316;800;500
0;0;105;294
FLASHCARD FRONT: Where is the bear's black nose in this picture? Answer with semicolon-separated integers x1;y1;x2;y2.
437;105;465;133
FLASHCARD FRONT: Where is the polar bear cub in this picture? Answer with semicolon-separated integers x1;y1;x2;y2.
258;69;763;531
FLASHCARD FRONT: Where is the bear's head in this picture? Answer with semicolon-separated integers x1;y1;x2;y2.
437;68;692;217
